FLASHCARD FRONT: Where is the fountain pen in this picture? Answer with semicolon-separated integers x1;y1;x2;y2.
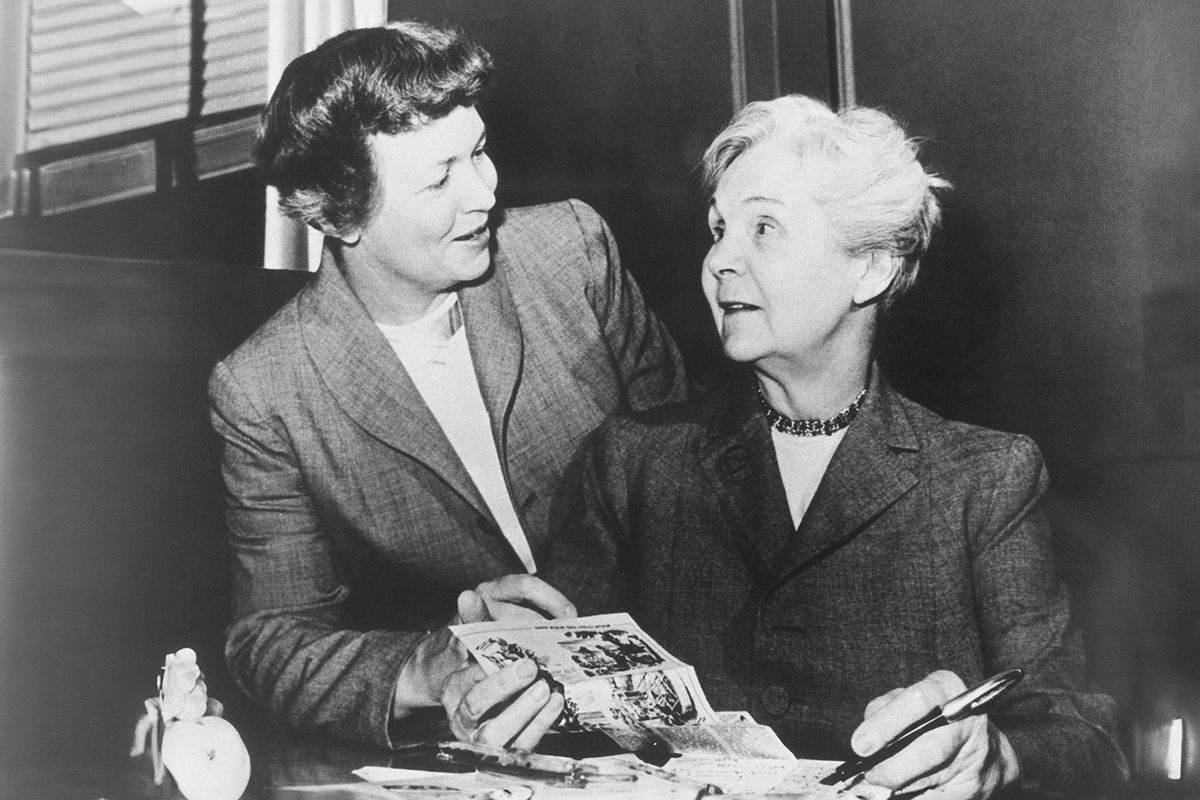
819;668;1024;786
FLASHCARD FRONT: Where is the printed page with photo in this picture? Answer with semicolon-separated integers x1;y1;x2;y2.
450;612;718;734
450;613;895;796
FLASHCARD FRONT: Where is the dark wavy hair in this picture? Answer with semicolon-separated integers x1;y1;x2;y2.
255;21;493;237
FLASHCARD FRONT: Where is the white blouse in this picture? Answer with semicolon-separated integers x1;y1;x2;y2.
377;293;536;572
770;427;846;529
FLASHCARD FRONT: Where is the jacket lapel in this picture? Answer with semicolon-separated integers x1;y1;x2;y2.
298;244;493;520
460;242;523;467
769;375;919;591
698;380;797;585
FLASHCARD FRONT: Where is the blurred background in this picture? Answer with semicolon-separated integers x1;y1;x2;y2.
1;0;1197;791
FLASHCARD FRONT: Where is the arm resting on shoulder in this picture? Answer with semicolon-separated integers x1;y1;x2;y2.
566;199;692;409
540;423;636;616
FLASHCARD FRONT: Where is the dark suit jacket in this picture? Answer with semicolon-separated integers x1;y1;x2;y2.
543;371;1127;795
208;200;688;746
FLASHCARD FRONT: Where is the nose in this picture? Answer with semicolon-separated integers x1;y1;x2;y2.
704;236;744;278
463;154;497;214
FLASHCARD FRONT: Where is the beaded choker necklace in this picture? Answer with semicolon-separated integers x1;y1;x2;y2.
756;383;868;437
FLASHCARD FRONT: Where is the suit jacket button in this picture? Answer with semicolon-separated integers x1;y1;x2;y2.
762;685;790;716
718;450;751;481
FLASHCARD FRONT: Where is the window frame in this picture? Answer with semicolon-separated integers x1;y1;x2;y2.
5;0;267;219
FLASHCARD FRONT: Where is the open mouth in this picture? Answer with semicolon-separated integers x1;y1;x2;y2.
453;224;489;242
719;301;760;312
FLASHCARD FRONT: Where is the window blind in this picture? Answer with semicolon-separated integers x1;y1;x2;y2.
22;0;268;214
202;0;270;116
25;0;268;153
27;0;191;151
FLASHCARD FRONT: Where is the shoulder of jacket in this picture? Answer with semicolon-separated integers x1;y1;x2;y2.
215;289;306;375
493;200;613;304
496;200;608;255
500;198;600;228
893;392;1044;480
594;395;716;447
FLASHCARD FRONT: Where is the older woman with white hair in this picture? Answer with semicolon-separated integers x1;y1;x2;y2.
541;95;1128;798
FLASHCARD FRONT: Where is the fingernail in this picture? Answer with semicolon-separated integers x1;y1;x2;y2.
530;681;549;700
516;659;538;679
851;730;874;754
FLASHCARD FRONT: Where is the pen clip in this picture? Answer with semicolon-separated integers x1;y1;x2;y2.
941;668;1023;721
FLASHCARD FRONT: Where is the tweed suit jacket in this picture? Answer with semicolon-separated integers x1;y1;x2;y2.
543;371;1127;795
208;200;688;747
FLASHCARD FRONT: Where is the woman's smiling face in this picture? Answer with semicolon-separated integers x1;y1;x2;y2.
702;140;867;376
348;105;498;318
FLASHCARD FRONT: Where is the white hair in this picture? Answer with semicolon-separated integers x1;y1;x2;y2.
700;94;950;306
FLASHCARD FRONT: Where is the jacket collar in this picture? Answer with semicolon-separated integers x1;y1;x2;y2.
460;218;525;462
296;240;525;524
698;367;919;590
697;373;793;584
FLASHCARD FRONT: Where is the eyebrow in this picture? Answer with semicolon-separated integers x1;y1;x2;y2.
435;129;488;170
739;195;784;206
709;194;785;213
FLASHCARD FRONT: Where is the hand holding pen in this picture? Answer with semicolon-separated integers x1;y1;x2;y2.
822;669;1024;799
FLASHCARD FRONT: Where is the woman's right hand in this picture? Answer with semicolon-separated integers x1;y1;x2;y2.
461;573;578;624
852;670;1020;800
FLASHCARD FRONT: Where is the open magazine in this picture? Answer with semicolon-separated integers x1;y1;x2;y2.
452;613;725;738
449;613;891;798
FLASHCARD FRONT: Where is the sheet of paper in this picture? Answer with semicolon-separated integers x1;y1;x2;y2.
349;763;703;800
764;761;893;798
451;613;717;733
660;755;800;794
644;720;796;760
450;614;889;799
578;754;890;798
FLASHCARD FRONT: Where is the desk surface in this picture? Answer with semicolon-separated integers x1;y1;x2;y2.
0;722;397;800
0;715;1176;800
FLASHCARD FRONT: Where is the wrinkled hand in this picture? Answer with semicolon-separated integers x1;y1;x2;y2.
851;670;1020;800
394;576;576;747
441;657;564;748
440;582;571;748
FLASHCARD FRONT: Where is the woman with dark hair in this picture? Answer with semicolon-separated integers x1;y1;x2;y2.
542;95;1128;798
208;21;687;749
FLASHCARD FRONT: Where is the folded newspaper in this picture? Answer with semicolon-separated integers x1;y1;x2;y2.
449;612;890;798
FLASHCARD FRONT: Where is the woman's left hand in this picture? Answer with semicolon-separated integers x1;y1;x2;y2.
441;658;563;748
439;578;573;748
851;670;1020;800
392;576;573;745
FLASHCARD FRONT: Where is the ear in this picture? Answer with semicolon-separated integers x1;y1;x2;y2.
851;251;901;307
324;225;360;246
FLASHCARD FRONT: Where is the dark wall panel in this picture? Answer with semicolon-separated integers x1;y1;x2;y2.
0;169;267;267
390;0;834;382
857;1;1200;463
0;251;308;768
853;0;1200;762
